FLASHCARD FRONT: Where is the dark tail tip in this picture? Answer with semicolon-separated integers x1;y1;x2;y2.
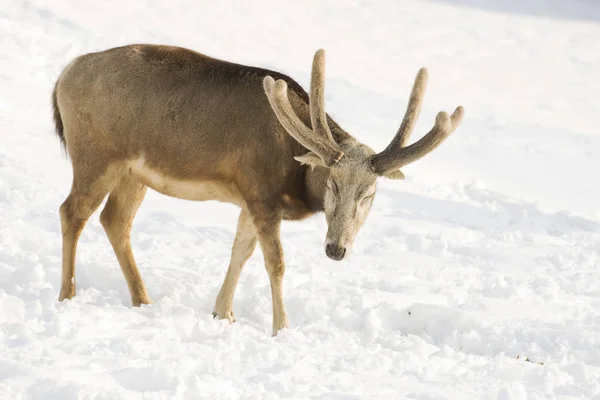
52;80;67;154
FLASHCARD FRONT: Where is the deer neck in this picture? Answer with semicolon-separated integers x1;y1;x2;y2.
304;165;330;212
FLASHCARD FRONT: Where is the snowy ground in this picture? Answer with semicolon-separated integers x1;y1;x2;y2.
1;0;600;398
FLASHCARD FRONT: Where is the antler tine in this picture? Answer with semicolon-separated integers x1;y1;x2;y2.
309;49;335;143
389;68;429;150
371;105;464;174
263;75;344;167
367;67;428;175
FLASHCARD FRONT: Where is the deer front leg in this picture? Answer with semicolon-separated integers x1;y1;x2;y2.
250;211;289;336
213;209;257;323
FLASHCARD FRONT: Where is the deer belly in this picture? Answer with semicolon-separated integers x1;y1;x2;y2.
129;156;241;204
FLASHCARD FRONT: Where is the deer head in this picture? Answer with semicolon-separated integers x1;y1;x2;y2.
263;49;464;261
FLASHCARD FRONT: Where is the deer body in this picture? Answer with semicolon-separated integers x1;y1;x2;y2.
52;44;463;335
56;45;321;211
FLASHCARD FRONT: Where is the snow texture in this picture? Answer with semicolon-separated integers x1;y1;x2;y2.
1;0;600;398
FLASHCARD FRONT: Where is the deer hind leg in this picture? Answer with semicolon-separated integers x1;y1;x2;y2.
59;160;125;302
213;209;257;323
99;175;151;306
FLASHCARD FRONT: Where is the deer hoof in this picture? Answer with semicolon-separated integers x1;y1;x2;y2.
58;286;76;302
212;310;236;324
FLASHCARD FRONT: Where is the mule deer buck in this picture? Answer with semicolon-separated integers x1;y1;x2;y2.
52;44;463;335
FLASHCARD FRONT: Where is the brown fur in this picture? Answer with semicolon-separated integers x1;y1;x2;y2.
52;44;463;335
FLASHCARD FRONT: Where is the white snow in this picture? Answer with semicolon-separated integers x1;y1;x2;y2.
1;0;600;398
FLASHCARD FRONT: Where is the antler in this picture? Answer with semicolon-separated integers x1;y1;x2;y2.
370;68;464;176
263;49;344;167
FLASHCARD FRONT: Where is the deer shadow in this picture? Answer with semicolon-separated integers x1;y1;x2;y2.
374;183;600;238
428;0;600;23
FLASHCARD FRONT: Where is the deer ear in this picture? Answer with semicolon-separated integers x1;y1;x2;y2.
385;169;405;180
294;152;326;169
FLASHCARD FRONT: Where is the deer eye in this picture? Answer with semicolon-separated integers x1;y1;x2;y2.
327;180;339;196
360;192;375;204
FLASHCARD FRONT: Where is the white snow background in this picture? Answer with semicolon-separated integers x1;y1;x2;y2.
1;0;600;398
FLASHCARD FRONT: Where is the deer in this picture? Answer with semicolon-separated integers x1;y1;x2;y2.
51;44;464;335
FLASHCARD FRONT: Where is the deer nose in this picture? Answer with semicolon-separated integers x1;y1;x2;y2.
325;243;346;261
